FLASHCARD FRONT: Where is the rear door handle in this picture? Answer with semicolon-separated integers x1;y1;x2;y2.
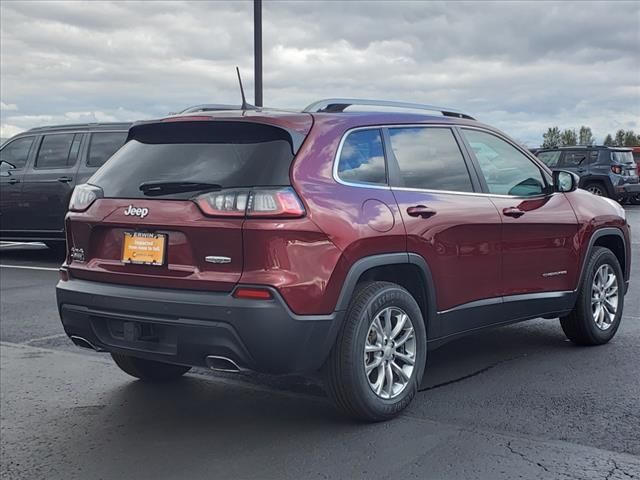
8;178;20;185
407;205;437;218
503;207;525;218
57;176;73;183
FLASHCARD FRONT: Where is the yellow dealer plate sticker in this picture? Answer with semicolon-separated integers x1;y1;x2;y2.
122;232;166;266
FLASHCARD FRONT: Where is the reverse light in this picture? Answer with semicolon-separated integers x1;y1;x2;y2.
195;187;305;218
233;287;273;300
69;184;103;212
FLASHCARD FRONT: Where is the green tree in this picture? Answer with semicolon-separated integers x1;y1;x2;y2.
615;129;626;146
603;134;614;146
560;128;577;146
578;126;594;145
623;130;638;146
542;127;561;148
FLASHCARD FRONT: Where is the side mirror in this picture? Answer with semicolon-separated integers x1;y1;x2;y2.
0;161;13;177
552;170;579;193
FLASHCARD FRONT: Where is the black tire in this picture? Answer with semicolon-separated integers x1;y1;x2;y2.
583;182;606;197
324;281;427;421
560;247;624;346
111;353;191;382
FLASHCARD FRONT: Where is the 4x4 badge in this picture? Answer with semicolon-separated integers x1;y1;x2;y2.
124;205;149;218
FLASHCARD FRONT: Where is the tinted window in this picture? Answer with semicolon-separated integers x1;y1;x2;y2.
0;136;34;169
537;151;561;168
562;151;589;167
35;133;78;168
90;122;296;199
462;129;546;196
87;131;128;167
388;127;473;192
337;129;386;185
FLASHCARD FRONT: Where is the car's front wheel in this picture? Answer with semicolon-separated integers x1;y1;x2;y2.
111;353;191;381
560;247;624;345
325;281;427;421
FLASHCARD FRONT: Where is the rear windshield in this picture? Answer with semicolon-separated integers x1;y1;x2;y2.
89;121;296;198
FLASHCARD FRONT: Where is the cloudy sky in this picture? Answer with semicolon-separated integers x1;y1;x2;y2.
1;0;638;145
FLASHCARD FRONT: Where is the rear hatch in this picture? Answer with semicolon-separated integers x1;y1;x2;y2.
66;116;310;292
611;150;639;182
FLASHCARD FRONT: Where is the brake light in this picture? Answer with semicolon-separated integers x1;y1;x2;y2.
611;165;623;175
233;287;273;300
69;184;103;212
195;187;305;218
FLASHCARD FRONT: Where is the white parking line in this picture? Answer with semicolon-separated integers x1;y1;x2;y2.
0;264;59;272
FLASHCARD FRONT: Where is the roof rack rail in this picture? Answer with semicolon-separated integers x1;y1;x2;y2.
302;98;475;120
26;122;131;132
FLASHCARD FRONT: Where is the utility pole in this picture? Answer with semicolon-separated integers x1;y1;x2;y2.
254;0;263;107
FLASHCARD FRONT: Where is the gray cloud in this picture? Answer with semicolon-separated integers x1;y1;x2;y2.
1;0;638;145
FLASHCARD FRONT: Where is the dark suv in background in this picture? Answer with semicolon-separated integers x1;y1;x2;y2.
56;100;630;420
0;122;130;251
535;145;640;203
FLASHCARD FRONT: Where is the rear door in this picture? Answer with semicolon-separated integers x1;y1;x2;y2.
558;150;591;176
66;120;301;292
386;125;503;337
459;128;579;302
0;136;36;232
22;132;84;232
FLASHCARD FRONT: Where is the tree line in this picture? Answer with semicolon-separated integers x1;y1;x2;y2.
541;126;639;149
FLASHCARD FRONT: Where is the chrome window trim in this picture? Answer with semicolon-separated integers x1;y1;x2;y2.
332;123;553;200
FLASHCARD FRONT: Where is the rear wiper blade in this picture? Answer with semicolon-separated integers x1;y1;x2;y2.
139;181;222;196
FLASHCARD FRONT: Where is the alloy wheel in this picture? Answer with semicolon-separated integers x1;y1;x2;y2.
364;307;416;400
591;264;619;331
587;185;604;196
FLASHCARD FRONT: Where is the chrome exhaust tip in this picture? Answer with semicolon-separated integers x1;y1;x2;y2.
70;335;103;352
205;355;243;373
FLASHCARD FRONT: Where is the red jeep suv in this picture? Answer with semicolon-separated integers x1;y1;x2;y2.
57;99;631;421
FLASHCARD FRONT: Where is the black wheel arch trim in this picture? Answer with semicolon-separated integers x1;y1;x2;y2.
579;176;615;197
333;252;438;338
577;227;629;288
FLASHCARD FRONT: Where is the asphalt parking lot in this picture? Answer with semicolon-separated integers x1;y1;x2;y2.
1;206;639;480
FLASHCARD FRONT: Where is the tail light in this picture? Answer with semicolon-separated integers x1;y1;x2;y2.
611;165;623;175
69;184;103;212
195;187;305;218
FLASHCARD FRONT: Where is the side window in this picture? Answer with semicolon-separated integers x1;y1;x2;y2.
0;136;34;170
87;131;128;168
536;151;561;168
35;133;78;169
562;151;588;167
388;127;473;192
337;129;386;185
462;129;546;197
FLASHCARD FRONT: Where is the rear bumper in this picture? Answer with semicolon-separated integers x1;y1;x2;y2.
56;278;343;374
619;183;640;196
